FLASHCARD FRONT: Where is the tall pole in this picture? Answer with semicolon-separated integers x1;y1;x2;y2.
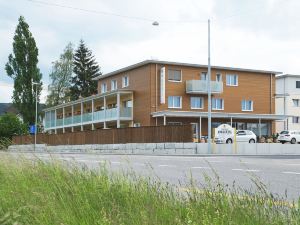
35;84;38;151
207;19;212;153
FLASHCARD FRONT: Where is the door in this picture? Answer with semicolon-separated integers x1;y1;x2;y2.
236;130;247;142
191;123;199;141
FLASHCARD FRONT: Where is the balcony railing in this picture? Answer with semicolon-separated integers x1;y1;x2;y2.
186;80;223;94
45;107;132;129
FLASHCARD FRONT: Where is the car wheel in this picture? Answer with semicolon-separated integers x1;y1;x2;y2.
291;138;296;144
249;139;255;143
226;138;233;144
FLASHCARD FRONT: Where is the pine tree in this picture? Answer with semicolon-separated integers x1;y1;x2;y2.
70;40;101;100
5;16;43;125
46;43;74;106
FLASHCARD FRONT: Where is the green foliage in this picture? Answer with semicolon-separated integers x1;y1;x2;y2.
70;40;100;100
5;16;43;125
46;43;74;107
0;156;299;224
0;113;28;140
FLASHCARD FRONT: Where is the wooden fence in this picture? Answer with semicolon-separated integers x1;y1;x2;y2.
12;125;193;145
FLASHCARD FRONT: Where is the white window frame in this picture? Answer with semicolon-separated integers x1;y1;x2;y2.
296;81;300;89
226;74;238;86
122;75;129;88
111;80;117;91
212;98;224;110
190;97;204;109
216;73;222;82
241;100;254;111
168;96;182;109
168;69;182;82
101;83;107;94
200;72;207;81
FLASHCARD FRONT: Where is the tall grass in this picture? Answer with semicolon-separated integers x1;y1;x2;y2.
0;155;299;225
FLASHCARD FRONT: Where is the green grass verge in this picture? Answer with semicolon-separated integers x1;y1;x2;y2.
0;156;299;225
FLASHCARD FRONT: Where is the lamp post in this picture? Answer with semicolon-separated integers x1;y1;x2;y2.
153;19;212;152
32;82;40;151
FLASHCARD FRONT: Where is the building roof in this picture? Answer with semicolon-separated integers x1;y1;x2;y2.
94;60;282;80
276;74;300;79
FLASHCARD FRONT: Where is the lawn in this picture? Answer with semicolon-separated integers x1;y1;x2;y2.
0;155;299;225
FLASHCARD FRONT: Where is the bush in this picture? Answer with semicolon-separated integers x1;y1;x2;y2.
0;113;28;140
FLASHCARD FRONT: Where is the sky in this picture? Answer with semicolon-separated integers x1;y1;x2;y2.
1;0;300;103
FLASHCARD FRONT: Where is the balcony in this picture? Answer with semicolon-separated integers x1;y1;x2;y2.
186;80;223;94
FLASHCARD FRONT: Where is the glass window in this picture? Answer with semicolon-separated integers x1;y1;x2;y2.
241;100;253;111
122;76;129;87
226;74;238;86
212;98;224;110
111;80;117;91
168;69;181;82
292;99;300;107
101;83;107;93
168;96;182;108
296;81;300;88
191;97;204;109
292;116;300;123
201;72;207;80
216;73;222;82
167;122;182;126
123;100;132;108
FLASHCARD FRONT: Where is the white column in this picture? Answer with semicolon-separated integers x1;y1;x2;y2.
92;99;95;130
259;118;262;139
71;105;74;132
62;107;65;133
117;93;121;128
81;102;83;131
163;115;166;126
103;96;107;129
54;109;57;134
199;116;202;140
230;117;233;127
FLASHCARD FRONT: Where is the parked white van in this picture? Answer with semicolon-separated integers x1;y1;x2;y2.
278;130;300;144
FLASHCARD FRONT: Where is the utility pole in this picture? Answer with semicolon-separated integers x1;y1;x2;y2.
32;82;39;151
207;19;212;153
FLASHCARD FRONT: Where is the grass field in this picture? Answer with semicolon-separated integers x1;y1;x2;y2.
0;155;299;225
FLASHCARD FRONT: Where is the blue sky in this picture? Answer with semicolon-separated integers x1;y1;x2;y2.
1;0;300;103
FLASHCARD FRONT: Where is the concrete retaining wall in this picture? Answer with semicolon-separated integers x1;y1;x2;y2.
7;143;300;155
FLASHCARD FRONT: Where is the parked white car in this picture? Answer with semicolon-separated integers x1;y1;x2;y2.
278;130;300;144
214;129;256;144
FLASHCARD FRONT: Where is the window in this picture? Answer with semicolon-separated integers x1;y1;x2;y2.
216;73;222;82
168;96;182;108
296;81;300;88
168;69;181;82
123;100;133;108
237;130;246;136
292;117;300;123
226;74;238;86
122;76;129;87
111;80;117;91
212;98;224;110
201;72;207;80
101;83;107;93
167;122;182;126
191;97;204;109
293;99;300;107
241;100;253;111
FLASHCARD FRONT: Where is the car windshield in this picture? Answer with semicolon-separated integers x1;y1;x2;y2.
280;131;289;134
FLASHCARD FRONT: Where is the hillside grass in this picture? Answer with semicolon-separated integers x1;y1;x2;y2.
0;155;299;225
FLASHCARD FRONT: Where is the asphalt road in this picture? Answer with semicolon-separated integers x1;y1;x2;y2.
5;152;300;201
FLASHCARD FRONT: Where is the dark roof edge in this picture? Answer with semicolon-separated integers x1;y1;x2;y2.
93;60;282;80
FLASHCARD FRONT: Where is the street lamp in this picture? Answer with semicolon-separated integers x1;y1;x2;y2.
32;81;40;151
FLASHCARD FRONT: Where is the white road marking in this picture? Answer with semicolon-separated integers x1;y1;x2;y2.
134;163;145;166
111;161;121;164
207;160;223;163
191;166;211;169
282;171;300;175
284;164;300;166
158;165;176;167
232;169;260;172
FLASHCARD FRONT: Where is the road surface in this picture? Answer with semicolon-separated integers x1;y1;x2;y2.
5;152;300;201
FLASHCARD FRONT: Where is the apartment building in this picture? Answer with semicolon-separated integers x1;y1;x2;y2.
276;74;300;132
43;60;287;139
